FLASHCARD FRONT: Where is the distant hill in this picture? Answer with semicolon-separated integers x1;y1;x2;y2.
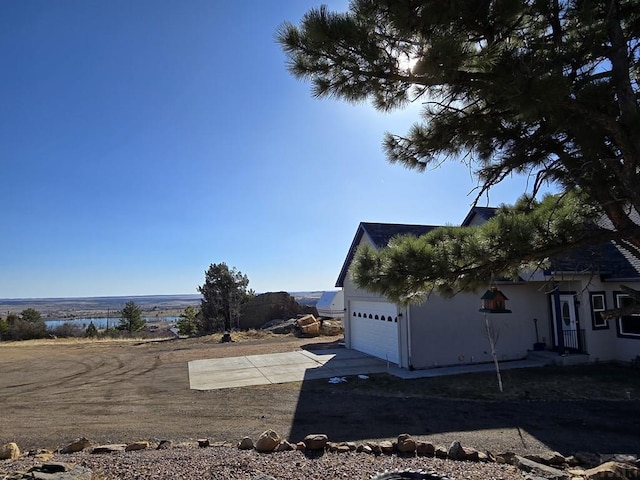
0;291;332;316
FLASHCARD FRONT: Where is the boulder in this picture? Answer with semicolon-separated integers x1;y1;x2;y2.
296;315;320;337
238;437;254;450
60;437;91;454
396;434;417;454
156;440;172;450
584;461;639;480
462;447;480;461
240;292;314;330
261;318;297;334
0;442;20;460
255;430;280;453
574;451;602;468
303;434;328;451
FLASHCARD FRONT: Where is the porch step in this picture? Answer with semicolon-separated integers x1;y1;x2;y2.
526;350;591;367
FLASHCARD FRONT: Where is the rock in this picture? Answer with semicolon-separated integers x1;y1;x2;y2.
91;444;127;454
261;318;297;334
0;442;20;460
344;442;357;451
255;430;280;452
379;440;394;454
462;447;480;461
515;455;569;479
447;441;465;460
295;441;306;451
367;442;382;455
32;450;54;462
584;461;640;480
574;452;601;468
477;451;490;462
435;446;448;458
156;440;172;450
361;445;373;454
416;441;435;456
240;292;314;330
333;444;351;453
197;439;210;448
600;453;638;465
238;437;254;450
303;434;328;451
396;434;417;453
525;451;566;466
495;452;517;464
60;437;91;454
125;441;149;451
24;464;93;480
275;440;294;452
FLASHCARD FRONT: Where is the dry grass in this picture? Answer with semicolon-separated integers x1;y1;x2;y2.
340;363;640;401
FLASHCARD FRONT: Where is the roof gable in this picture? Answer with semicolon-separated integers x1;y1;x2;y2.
335;222;439;287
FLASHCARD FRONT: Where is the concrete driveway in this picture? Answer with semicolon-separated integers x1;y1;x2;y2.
188;348;389;390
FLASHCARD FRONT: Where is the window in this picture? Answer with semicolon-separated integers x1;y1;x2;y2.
615;292;640;338
590;292;608;330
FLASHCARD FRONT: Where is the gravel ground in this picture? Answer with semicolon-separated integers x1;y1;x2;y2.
1;445;525;480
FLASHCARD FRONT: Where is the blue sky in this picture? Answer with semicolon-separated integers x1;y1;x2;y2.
1;1;539;299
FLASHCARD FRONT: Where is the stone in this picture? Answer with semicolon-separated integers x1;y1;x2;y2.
574;452;602;468
416;441;435;456
515;455;569;479
125;441;149;452
495;452;517;464
477;451;490;462
26;464;93;480
60;437;91;454
396;434;417;453
525;451;566;466
303;434;328;451
584;461;639;480
295;442;306;451
0;442;21;460
238;437;254;450
447;441;465;460
435;446;448;458
275;440;294;452
361;445;373;454
33;450;55;462
156;440;172;450
255;429;280;452
379;440;394;454
334;444;351;453
240;292;314;330
462;447;480;462
367;442;382;455
600;453;638;465
344;442;357;451
91;444;127;454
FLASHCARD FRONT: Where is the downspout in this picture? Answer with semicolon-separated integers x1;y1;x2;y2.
406;306;413;370
552;285;564;353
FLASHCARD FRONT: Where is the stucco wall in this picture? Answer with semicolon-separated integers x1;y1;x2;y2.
407;284;549;369
573;278;640;362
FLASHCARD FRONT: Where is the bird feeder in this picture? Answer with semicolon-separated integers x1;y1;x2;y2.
479;287;511;313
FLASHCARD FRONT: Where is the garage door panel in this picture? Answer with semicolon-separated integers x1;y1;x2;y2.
350;301;399;364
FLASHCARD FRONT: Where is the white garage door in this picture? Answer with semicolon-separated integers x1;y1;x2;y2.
350;300;399;364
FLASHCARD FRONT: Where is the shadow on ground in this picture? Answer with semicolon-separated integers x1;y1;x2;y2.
289;342;640;455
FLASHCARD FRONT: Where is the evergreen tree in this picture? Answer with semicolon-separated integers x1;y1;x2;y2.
198;263;252;333
85;321;99;338
176;306;201;336
279;0;640;301
118;301;145;333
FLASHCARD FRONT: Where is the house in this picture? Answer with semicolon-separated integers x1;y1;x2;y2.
315;290;344;319
336;207;640;369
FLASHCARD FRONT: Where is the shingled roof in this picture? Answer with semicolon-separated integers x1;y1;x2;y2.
335;222;439;287
336;208;640;288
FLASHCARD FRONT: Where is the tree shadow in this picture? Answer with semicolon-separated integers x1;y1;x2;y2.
288;346;640;455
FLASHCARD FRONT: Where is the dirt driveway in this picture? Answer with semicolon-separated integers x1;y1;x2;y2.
1;335;638;456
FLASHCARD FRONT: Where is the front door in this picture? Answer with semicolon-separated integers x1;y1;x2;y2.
552;294;579;351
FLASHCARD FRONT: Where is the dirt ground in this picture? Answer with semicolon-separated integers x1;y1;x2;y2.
1;335;638;456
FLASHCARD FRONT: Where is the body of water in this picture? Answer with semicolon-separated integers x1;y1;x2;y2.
45;317;180;329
